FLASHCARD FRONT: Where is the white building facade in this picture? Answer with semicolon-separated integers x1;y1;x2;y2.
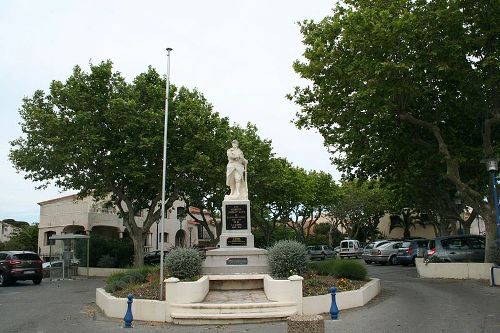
37;194;215;258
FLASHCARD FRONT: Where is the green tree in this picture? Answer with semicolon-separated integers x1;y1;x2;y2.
331;180;389;241
10;61;259;266
4;224;38;252
291;0;500;261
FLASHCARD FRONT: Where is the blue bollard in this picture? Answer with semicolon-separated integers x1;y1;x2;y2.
124;293;133;328
330;287;339;320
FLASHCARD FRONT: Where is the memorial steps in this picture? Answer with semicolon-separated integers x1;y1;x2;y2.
169;274;298;325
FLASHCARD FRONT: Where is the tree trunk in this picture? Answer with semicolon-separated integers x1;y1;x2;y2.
131;232;145;267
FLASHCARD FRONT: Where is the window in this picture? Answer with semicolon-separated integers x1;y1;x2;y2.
441;238;469;250
0;253;8;260
45;231;56;245
13;253;40;260
197;225;204;239
468;237;485;249
159;232;169;243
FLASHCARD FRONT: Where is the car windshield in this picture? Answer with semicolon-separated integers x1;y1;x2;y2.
402;241;412;247
375;241;389;248
13;253;39;260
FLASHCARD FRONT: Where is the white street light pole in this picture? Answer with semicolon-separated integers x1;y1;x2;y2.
159;47;172;301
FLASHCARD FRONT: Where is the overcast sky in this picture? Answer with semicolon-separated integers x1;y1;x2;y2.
0;0;339;223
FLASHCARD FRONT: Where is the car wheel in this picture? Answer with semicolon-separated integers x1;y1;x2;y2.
389;255;398;265
0;272;10;287
411;257;416;266
364;260;372;264
33;277;42;285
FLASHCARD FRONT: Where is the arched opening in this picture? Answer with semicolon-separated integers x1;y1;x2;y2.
62;225;86;235
175;230;186;247
45;231;56;245
91;226;119;239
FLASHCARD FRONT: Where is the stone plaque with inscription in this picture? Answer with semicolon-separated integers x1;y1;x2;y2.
225;204;248;230
227;237;247;246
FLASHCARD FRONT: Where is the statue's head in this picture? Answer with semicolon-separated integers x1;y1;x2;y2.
231;140;239;147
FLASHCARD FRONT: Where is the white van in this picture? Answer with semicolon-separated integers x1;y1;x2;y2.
339;239;362;258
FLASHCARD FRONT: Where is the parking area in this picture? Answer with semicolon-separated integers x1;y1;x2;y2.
1;264;500;333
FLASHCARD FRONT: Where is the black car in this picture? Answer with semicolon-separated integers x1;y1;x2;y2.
0;251;43;286
143;250;169;265
396;239;429;266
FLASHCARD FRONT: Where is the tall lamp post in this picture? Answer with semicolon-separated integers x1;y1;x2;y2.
159;47;173;301
482;158;500;244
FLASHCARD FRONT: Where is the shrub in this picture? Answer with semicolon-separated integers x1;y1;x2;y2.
330;260;367;280
97;254;117;268
308;259;367;281
105;267;155;293
425;256;444;264
268;240;308;279
164;247;202;280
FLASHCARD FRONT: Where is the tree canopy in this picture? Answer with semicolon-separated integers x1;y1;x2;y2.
291;0;500;261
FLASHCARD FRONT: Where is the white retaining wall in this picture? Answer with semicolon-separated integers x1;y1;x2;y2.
96;274;381;322
77;267;127;277
415;258;495;280
263;275;303;315
302;278;380;315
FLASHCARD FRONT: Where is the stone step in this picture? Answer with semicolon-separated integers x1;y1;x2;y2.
170;309;297;325
171;301;298;314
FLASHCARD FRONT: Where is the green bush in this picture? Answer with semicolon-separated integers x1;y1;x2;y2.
105;267;154;293
308;259;368;281
268;240;308;278
97;254;117;268
164;247;202;280
76;234;133;268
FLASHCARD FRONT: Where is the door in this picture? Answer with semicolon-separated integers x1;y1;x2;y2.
440;237;471;262
467;237;485;262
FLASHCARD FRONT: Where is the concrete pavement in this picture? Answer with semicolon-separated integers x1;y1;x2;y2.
1;263;499;332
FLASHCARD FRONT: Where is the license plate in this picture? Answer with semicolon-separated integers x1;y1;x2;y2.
24;270;35;274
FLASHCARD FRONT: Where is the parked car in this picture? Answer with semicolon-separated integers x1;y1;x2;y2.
143;250;169;265
427;235;485;262
362;240;390;264
339;239;363;259
307;245;335;260
0;251;43;286
396;239;429;266
370;241;403;265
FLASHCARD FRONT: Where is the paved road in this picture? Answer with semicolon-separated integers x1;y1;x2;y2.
1;263;499;333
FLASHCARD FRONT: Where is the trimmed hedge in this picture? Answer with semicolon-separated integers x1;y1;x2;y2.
308;259;367;281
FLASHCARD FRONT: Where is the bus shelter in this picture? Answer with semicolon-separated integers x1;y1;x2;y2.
48;234;90;280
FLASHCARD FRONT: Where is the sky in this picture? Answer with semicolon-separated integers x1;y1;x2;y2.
0;0;340;223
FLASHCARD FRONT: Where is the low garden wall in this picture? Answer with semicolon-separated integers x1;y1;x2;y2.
302;278;381;315
415;258;495;280
77;267;127;277
96;274;381;322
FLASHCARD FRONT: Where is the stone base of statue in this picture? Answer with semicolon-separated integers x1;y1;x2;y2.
202;199;270;274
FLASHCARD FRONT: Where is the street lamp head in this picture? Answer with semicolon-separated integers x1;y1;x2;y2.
481;157;499;172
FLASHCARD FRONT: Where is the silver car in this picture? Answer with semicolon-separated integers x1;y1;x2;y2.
362;240;390;264
370;241;403;265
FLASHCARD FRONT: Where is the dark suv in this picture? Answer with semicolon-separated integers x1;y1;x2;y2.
427;235;485;262
396;239;429;266
143;250;169;265
0;251;43;286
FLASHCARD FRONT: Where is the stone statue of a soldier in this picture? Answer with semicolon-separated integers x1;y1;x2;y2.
225;140;248;200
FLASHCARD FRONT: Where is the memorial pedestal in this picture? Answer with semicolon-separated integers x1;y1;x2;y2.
202;199;269;274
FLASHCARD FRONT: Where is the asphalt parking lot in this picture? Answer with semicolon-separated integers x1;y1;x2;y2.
1;263;499;333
